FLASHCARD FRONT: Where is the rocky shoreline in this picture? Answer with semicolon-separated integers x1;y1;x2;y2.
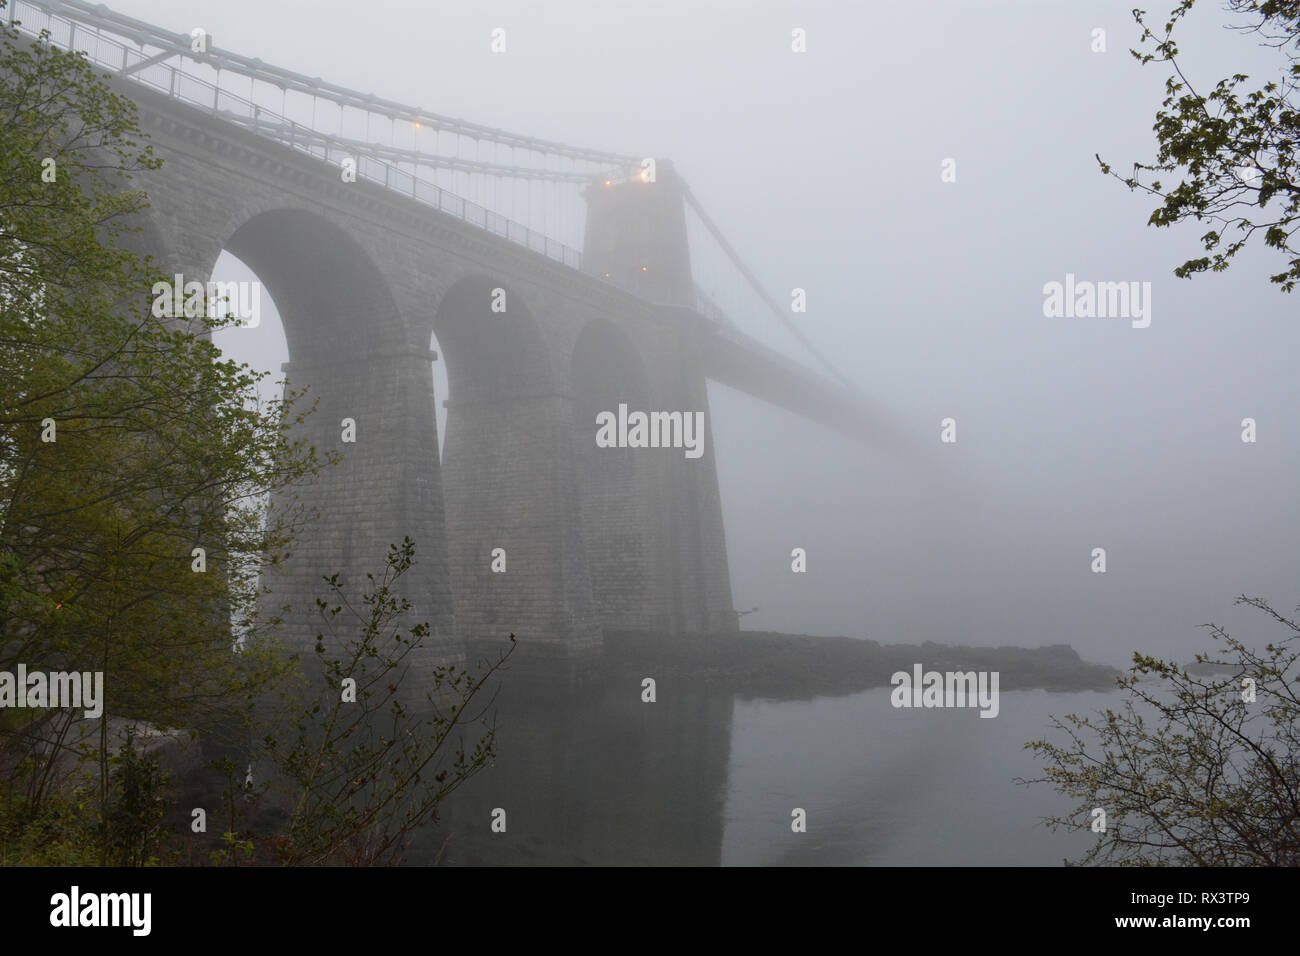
604;629;1121;701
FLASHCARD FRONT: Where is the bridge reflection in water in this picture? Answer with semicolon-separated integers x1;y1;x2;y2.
418;641;734;867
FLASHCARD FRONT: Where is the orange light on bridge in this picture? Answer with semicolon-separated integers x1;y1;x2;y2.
640;265;648;272
604;179;611;186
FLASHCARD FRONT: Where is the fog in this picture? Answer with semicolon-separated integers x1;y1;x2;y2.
111;0;1300;669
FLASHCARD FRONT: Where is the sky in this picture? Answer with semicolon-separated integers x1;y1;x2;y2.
92;0;1300;667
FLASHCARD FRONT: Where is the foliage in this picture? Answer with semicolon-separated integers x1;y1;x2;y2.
0;6;507;870
1025;595;1300;865
239;538;512;867
104;726;166;866
0;7;321;857
0;780;100;865
1101;1;1300;289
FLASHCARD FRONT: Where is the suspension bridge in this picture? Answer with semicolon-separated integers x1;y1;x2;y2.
8;0;890;657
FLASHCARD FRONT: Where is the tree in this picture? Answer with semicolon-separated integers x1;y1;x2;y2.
216;539;512;867
0;7;502;870
0;9;321;858
1024;595;1300;865
104;726;167;867
1100;1;1300;289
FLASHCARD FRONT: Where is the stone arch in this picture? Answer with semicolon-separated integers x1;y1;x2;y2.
430;273;556;399
432;275;599;655
225;207;405;360
215;207;453;661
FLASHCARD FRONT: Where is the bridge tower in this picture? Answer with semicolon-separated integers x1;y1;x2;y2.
578;161;738;634
583;160;695;307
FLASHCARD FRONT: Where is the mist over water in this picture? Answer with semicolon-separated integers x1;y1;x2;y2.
723;689;1104;866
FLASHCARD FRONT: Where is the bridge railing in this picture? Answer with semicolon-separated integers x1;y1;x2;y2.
7;0;584;270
